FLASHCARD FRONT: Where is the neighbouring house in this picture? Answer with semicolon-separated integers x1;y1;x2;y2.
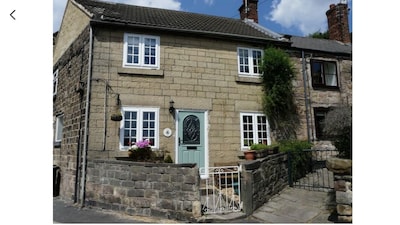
53;0;351;211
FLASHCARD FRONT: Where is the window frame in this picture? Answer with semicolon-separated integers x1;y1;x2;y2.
54;114;64;146
237;47;263;77
123;33;160;69
53;69;59;96
310;59;339;89
119;107;159;150
240;112;271;150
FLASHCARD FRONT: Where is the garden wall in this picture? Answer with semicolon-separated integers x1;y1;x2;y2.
240;153;288;215
84;159;202;221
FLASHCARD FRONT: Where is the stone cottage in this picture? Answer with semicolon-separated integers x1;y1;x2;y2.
53;0;351;206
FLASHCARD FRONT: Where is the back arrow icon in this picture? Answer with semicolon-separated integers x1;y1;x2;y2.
10;10;15;20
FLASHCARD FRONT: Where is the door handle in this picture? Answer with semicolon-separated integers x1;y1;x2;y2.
178;137;181;146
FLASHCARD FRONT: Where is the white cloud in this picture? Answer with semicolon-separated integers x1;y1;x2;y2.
266;0;351;36
53;0;182;32
204;0;214;6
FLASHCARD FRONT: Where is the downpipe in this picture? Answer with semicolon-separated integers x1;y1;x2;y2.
79;26;93;207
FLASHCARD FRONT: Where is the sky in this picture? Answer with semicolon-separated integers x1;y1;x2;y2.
53;0;352;37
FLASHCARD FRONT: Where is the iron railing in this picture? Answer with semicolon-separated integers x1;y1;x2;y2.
288;149;338;191
199;166;242;214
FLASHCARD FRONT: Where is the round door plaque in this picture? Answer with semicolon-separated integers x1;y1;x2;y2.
163;128;172;137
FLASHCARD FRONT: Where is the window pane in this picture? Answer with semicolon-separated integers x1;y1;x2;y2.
123;110;137;147
238;48;250;73
252;50;262;74
324;62;337;86
311;61;323;85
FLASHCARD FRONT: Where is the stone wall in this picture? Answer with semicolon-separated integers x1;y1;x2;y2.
84;159;202;221
53;25;90;201
240;153;288;215
327;157;352;223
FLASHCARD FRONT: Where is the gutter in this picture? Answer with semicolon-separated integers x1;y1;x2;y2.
79;25;94;207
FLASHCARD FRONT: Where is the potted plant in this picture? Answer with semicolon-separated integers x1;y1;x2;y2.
243;149;256;160
128;139;153;160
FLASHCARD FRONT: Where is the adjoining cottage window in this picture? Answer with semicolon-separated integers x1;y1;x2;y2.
313;107;330;140
237;47;263;76
240;113;271;149
54;114;64;146
53;70;58;96
123;33;160;69
311;60;338;88
120;107;159;150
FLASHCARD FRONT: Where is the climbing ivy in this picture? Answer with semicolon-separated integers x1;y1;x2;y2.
260;47;299;140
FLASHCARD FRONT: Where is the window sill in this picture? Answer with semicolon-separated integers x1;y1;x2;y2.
236;76;262;84
118;67;164;77
312;86;340;91
54;141;61;148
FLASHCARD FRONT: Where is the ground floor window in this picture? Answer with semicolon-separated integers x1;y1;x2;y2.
313;107;330;140
54;114;63;147
120;107;159;150
240;112;271;149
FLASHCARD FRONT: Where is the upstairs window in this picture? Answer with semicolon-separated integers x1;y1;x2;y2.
311;60;338;89
123;33;160;69
240;112;271;149
120;107;159;150
53;70;58;96
237;47;263;76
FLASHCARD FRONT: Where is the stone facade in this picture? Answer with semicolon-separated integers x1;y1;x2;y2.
86;26;266;165
53;25;90;200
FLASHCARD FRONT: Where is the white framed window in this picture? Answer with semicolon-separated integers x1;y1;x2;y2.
53;70;59;96
123;33;160;69
240;112;271;149
237;47;263;76
55;114;64;143
120;107;159;150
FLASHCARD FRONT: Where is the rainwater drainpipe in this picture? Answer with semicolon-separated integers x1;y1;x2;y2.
80;26;94;207
302;50;311;143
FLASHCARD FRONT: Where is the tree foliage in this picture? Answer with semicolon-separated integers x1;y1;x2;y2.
308;30;329;39
323;105;352;159
260;47;299;140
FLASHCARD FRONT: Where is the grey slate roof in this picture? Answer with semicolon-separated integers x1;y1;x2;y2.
73;0;287;43
290;36;352;55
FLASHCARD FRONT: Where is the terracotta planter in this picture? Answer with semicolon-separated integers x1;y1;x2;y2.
244;150;256;160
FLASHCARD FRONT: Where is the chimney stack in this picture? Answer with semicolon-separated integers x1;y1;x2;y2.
239;0;259;23
326;2;351;43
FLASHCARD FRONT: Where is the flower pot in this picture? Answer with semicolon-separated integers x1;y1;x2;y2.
244;150;256;160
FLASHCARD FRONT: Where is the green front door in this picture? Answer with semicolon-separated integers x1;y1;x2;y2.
177;111;205;168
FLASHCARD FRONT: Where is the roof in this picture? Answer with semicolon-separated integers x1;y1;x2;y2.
289;36;352;55
72;0;287;43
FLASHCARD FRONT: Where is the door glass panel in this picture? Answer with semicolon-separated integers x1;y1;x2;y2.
182;115;200;145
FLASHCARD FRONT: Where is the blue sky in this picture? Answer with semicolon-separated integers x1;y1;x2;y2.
53;0;352;37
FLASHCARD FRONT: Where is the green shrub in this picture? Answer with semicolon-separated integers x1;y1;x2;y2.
261;47;299;140
279;140;313;183
323;105;352;159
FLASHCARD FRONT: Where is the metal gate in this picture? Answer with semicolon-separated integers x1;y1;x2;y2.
199;166;242;214
288;149;337;191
